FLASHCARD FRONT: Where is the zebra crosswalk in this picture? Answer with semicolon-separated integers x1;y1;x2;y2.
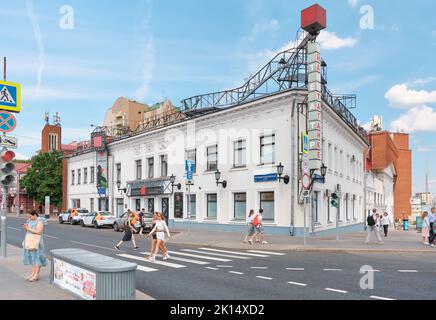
116;247;286;273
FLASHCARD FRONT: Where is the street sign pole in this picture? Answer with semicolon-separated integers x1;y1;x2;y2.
1;186;7;257
187;183;191;237
303;197;307;246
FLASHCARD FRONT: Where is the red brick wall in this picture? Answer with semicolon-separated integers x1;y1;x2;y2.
62;158;68;211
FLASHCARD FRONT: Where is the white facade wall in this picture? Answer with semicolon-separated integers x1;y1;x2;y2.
67;91;369;235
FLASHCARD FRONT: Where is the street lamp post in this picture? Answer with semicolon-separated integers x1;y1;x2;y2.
276;163;290;184
215;170;227;188
169;174;181;193
116;180;127;193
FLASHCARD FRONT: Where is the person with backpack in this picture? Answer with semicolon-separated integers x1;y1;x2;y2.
248;209;268;245
365;209;383;244
243;209;256;243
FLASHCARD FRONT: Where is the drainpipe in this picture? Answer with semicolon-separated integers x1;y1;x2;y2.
290;93;297;236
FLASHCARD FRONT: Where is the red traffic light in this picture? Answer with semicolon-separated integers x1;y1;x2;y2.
0;150;15;162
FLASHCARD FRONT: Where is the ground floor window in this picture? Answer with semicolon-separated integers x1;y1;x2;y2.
187;194;196;219
207;194;217;219
327;196;332;223
72;199;80;209
312;191;320;223
234;193;246;220
116;199;124;217
90;198;94;212
98;198;108;211
345;195;349;221
148;198;155;213
135;199;141;212
259;192;274;221
174;193;184;218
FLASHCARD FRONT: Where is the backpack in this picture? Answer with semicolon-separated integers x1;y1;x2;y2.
367;215;375;226
252;214;260;227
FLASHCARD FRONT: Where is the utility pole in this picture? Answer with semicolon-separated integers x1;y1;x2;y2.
1;57;7;257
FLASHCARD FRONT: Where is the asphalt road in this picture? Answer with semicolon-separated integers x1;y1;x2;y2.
5;216;436;300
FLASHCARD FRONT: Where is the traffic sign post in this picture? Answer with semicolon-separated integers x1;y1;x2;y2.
0;111;17;133
0;135;17;149
185;160;195;236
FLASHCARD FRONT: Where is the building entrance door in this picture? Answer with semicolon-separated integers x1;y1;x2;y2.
116;199;124;217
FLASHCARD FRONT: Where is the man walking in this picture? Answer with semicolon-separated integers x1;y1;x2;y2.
428;207;436;245
365;209;384;244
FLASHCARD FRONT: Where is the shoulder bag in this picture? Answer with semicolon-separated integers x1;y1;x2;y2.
24;233;41;251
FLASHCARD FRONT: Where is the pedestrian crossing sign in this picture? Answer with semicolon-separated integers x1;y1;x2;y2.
0;81;21;113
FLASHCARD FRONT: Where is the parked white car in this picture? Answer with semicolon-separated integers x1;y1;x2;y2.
81;211;116;229
58;209;89;224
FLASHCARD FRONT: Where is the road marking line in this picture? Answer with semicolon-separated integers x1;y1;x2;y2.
370;295;396;301
206;267;219;271
325;288;348;294
286;268;305;271
398;270;418;273
288;281;307;287
44;234;58;239
181;249;250;260
229;271;244;275
140;252;209;265
168;250;232;262
323;269;343;271
198;248;268;257
7;227;21;231
216;265;233;268
367;269;380;272
256;276;273;280
136;265;158;273
117;254;186;269
251;267;268;269
247;250;285;256
70;241;114;251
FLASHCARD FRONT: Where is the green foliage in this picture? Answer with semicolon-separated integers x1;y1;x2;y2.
20;151;63;207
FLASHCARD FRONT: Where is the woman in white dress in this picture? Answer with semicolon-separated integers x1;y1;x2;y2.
147;212;171;261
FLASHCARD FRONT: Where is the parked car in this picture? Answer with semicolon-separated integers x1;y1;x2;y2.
81;211;116;229
113;211;154;233
71;210;91;225
58;209;89;224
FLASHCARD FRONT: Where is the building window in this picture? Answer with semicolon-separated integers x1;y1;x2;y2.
312;191;320;223
207;194;217;219
328;143;332;169
206;145;218;171
345;194;349;220
90;198;94;212
148;198;154;213
339;151;343;176
48;133;58;152
259;192;274;221
187;194;196;219
136;160;142;180
352;195;356;219
327;195;332;223
234;193;247;220
90;166;95;184
160;155;168;177
116;163;121;182
233;140;246;168
174;193;183;218
147;157;154;178
135;199;141;211
260;134;275;165
77;169;81;185
186;150;196;173
83;168;88;184
71;170;75;185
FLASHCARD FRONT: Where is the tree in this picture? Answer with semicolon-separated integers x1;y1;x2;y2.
20;151;63;207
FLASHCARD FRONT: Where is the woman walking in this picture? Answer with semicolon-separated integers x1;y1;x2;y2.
421;211;430;245
115;210;139;251
381;212;391;237
147;212;165;259
147;212;171;261
243;209;256;243
22;210;48;282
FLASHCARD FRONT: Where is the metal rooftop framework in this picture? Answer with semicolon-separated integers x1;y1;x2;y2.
180;29;367;142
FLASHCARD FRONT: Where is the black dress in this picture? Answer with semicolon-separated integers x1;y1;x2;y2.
122;221;133;242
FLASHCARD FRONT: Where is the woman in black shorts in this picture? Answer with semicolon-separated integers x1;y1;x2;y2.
115;210;138;251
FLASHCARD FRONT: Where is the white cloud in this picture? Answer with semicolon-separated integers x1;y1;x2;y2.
411;77;436;85
15;153;31;160
385;84;436;108
390;105;436;133
362;121;372;131
348;0;359;8
62;127;92;143
417;146;432;153
317;31;357;50
26;0;45;96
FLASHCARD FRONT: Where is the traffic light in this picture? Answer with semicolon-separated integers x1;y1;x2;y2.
331;192;339;208
0;149;16;187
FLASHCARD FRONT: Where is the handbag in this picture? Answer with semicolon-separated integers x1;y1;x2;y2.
24;233;41;251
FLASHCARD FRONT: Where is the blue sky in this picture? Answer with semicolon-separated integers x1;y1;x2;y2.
1;0;436;196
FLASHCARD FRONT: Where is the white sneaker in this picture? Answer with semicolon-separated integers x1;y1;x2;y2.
148;255;156;261
430;244;435;247
424;242;430;245
262;241;268;245
248;239;254;245
243;239;248;243
163;254;170;260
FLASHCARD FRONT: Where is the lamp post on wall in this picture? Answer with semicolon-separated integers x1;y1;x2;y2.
276;162;290;184
215;170;227;188
116;180;127;193
169;174;182;193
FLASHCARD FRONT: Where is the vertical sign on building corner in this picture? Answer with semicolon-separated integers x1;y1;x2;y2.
307;41;322;171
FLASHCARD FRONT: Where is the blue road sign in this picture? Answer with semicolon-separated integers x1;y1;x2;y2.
0;111;16;133
254;173;278;183
0;81;21;113
185;160;195;180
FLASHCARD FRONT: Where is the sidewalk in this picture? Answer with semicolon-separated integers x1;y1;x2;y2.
0;245;154;300
170;228;436;254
